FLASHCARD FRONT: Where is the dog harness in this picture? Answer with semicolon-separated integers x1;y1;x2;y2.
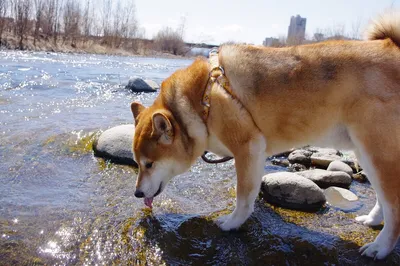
201;48;236;121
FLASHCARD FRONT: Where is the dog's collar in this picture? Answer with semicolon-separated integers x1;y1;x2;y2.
201;48;236;122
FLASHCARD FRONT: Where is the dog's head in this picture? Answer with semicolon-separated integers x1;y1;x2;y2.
130;102;194;207
130;58;210;208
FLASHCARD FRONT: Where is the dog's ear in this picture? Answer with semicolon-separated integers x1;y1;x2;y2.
130;102;145;124
152;112;174;145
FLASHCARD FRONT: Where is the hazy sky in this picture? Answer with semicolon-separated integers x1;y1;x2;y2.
135;0;400;45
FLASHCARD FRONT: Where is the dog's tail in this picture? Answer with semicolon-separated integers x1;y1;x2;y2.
366;11;400;47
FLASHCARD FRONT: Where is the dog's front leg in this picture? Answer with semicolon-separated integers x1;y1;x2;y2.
218;135;266;231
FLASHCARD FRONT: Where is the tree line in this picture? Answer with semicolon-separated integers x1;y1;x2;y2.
0;0;186;55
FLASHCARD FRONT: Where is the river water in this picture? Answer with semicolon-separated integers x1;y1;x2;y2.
0;50;399;265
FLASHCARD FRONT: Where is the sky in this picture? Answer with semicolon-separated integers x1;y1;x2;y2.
134;0;400;45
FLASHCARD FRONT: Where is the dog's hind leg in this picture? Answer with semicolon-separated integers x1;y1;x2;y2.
355;148;384;226
356;194;384;226
217;134;266;231
349;117;400;259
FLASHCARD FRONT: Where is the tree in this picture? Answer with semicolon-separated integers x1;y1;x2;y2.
100;0;112;45
0;0;9;44
62;0;81;46
177;14;186;39
33;0;44;46
154;27;185;55
13;0;31;49
81;0;92;40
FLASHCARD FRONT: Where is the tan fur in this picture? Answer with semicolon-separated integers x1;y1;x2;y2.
131;12;400;259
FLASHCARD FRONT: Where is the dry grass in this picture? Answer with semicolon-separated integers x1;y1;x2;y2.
0;32;186;57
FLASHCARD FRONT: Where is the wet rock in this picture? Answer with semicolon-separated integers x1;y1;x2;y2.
261;172;326;211
288;149;312;167
125;78;158;93
340;150;358;163
297;169;352;189
327;160;353;176
324;186;360;211
352;171;368;183
144;79;160;90
288;163;307;172
271;158;290;167
310;148;342;169
93;124;137;166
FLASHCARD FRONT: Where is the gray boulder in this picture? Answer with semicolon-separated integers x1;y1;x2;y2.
261;172;326;211
297;169;352;189
324;186;360;211
288;149;312;166
310;148;342;169
327;160;353;176
144;79;160;90
125;78;158;93
93;124;137;166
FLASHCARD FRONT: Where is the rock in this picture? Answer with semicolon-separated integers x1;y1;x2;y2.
144;79;160;90
352;171;368;183
297;169;352;189
261;172;326;211
324;187;360;211
125;78;158;93
310;148;342;169
93;124;137;166
288;149;312;167
327;160;353;176
271;158;290;167
288;163;307;172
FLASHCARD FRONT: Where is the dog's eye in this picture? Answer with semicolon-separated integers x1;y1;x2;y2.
145;162;153;169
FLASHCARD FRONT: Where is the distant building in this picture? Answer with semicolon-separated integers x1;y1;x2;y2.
287;15;307;44
263;37;279;47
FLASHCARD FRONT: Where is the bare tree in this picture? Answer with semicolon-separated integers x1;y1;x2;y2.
100;0;112;45
351;17;362;40
13;0;31;49
52;0;62;45
0;0;9;44
81;0;92;40
33;0;44;46
177;14;186;39
42;0;60;41
313;28;325;42
154;27;185;55
62;0;81;46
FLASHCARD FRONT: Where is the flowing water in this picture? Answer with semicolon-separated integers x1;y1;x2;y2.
0;50;399;265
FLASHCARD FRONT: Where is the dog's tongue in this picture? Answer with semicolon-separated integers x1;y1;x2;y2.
144;197;154;208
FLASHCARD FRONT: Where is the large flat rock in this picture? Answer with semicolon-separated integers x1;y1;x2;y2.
93;124;137;166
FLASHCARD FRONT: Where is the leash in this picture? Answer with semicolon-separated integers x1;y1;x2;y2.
201;149;295;164
201;151;233;164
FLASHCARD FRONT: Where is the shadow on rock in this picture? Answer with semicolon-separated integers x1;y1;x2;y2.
133;202;400;265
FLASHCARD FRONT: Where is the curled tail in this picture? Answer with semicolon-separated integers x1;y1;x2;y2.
366;11;400;47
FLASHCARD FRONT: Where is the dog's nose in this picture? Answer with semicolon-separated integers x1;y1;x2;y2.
134;190;145;198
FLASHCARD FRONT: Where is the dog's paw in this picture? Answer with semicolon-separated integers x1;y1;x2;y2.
216;214;244;231
216;214;231;227
355;215;382;226
219;219;240;231
360;240;392;260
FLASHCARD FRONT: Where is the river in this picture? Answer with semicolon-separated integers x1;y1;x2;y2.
0;50;399;265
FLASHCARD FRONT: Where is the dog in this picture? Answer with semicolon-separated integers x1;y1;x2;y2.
130;12;400;259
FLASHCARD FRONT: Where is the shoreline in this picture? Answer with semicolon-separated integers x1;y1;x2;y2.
0;34;194;59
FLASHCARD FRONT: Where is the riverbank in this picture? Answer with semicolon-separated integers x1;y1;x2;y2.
0;33;188;58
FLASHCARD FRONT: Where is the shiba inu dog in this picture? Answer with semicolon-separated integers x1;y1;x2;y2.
131;12;400;259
